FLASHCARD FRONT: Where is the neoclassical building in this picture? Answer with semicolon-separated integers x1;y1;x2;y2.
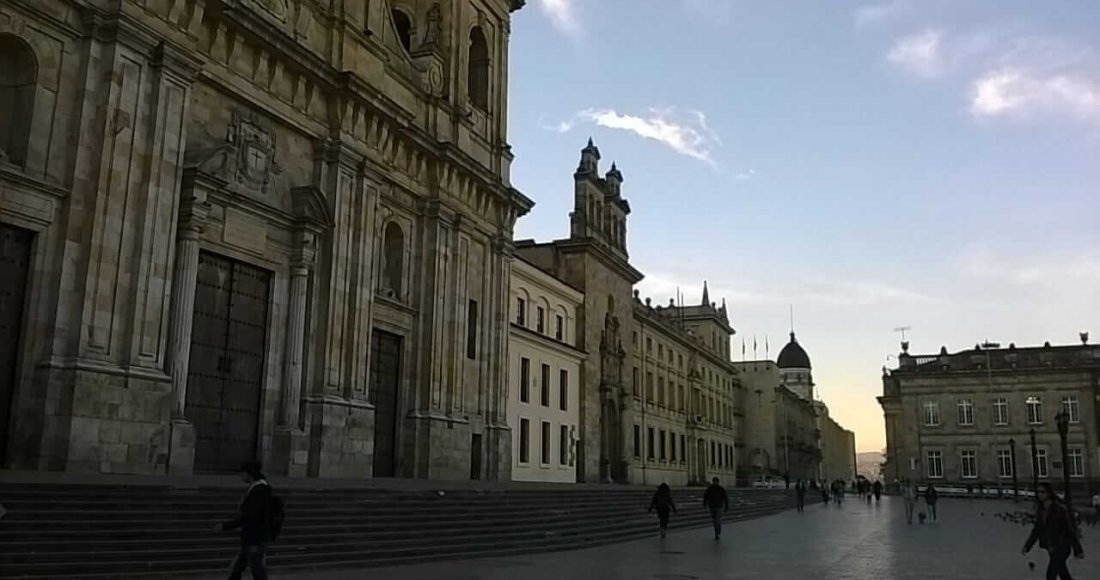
880;338;1099;488
507;256;583;483
0;0;530;479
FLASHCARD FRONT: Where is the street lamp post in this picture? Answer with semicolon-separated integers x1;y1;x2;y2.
1055;410;1073;519
1009;438;1018;503
1028;427;1039;505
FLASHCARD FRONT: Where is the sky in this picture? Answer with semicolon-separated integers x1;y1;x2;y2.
505;0;1100;452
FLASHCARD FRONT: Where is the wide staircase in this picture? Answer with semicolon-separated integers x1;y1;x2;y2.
0;481;798;579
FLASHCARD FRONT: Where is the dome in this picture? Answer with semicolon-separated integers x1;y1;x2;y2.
777;332;811;369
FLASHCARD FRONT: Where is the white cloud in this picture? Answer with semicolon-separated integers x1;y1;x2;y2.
537;0;581;37
550;108;722;166
735;169;756;181
855;1;907;29
970;69;1100;123
887;29;944;78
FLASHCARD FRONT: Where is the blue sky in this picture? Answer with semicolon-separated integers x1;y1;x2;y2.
506;0;1100;452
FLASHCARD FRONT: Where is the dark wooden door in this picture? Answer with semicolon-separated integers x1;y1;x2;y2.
369;330;402;477
0;224;32;466
186;252;270;473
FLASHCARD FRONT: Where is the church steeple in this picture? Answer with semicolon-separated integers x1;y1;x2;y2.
577;137;601;175
701;280;710;306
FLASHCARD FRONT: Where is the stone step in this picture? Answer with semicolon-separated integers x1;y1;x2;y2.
0;508;782;579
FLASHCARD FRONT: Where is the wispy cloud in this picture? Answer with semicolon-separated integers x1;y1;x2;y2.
854;1;908;29
887;29;944;78
536;0;581;37
970;69;1100;124
735;169;757;181
549;108;722;166
956;244;1100;286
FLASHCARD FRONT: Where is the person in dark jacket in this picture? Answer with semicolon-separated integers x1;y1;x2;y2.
648;483;677;539
703;477;729;540
925;483;939;522
872;480;882;502
795;480;806;513
1022;483;1084;580
222;461;273;580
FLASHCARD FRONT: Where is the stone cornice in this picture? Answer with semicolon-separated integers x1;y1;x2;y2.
554;237;643;284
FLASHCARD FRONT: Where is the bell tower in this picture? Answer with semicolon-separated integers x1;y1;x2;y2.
569;139;631;257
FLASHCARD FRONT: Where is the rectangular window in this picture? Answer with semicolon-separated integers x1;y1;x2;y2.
633;331;638;345
633;425;641;458
710;440;717;467
678;385;685;411
997;449;1013;478
632;367;640;398
519;418;530;464
647;427;655;460
516;297;526;325
680;434;686;462
520;358;530;403
559;370;568;411
1036;448;1049;478
1027;396;1043;424
678;354;683;369
960;450;977;479
658;344;664;358
646;372;654;401
658;377;665;406
993;398;1009;426
646;337;652;353
1068;448;1084;477
555;315;564;341
659;430;667;460
957;399;974;426
541;421;551;465
926;450;943;478
536;306;545;333
540;364;551;407
670;432;677;461
1061;395;1080;424
560;425;569;466
466;300;478;360
923;401;940;426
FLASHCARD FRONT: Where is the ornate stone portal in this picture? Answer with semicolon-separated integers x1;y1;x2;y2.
599;299;627;482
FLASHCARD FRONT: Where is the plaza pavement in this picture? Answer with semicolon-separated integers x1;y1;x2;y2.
261;496;1100;580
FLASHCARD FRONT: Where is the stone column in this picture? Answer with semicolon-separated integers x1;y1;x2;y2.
165;183;210;474
280;232;317;428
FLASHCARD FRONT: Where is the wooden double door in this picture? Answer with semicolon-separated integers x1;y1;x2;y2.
186;252;270;473
0;224;32;466
369;330;402;477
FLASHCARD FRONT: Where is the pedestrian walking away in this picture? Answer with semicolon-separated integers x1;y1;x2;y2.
925;483;939;522
648;483;677;539
703;477;729;540
1022;483;1084;580
873;480;882;502
902;479;918;525
795;480;806;513
221;461;283;580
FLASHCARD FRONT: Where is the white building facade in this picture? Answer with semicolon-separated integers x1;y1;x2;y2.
507;258;585;482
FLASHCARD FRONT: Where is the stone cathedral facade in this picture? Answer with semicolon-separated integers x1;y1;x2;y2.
0;0;530;479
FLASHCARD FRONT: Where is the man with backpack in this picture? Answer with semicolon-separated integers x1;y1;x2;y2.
222;460;284;580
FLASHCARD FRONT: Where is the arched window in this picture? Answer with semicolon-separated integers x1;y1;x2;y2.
382;222;405;298
391;9;413;53
468;27;489;111
0;35;37;166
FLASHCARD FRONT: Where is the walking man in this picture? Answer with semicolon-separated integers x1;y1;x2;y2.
872;480;882;502
902;479;918;525
795;480;806;513
1022;483;1084;580
703;477;729;540
222;461;274;580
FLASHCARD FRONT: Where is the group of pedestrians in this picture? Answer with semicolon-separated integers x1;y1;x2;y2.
648;477;729;540
899;479;939;524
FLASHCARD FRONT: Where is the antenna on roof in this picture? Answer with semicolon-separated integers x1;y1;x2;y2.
893;326;911;342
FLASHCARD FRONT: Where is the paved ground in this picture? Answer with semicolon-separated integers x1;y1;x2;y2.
271;497;1100;580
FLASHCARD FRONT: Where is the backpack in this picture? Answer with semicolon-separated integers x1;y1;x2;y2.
268;491;286;541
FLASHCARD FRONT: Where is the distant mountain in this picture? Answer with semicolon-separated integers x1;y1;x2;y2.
856;451;884;480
